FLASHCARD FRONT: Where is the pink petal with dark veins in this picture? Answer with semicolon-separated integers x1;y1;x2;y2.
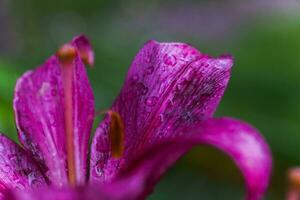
13;35;95;186
0;134;46;193
90;40;233;183
113;118;272;200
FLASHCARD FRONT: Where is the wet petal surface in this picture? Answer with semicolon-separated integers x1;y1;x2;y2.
90;40;233;183
13;35;95;185
0;134;46;192
2;184;141;200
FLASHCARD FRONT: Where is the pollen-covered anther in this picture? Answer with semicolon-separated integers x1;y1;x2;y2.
108;111;125;159
288;168;300;190
56;44;76;65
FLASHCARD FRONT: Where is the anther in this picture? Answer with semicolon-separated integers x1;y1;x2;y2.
57;43;77;185
107;111;125;159
56;44;76;65
289;168;300;190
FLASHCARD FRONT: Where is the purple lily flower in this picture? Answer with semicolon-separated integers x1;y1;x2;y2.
0;35;272;200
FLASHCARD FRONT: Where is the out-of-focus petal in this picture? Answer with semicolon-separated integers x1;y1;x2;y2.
0;134;46;192
2;184;139;200
13;35;95;185
113;118;272;200
90;40;233;183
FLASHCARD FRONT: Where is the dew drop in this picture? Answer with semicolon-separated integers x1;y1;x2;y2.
146;55;151;63
159;114;164;122
145;66;154;75
145;96;158;106
215;58;232;69
95;165;104;177
19;132;26;142
141;87;148;95
200;62;209;68
163;54;177;66
28;172;37;186
166;125;172;131
3;164;11;173
176;82;184;91
136;83;148;95
131;74;139;83
48;112;56;125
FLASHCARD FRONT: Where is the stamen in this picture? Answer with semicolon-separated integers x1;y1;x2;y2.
57;44;76;65
107;111;125;159
57;44;77;185
287;168;300;200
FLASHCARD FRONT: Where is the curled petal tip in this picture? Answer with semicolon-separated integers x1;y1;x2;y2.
214;55;234;70
73;35;94;67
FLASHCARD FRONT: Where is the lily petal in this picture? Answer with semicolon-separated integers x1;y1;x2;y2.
72;35;94;66
113;118;272;200
91;40;233;183
13;35;95;185
3;184;138;200
0;133;46;192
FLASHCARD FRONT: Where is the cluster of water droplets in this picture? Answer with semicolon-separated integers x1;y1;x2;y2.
0;138;47;190
91;42;232;183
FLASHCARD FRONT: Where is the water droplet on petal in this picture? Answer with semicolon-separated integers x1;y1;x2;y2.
166;125;172;131
136;83;148;95
176;82;184;91
19;132;26;143
48;112;56;126
200;62;209;68
146;55;151;63
163;54;177;66
159;114;164;122
215;58;233;69
145;66;154;75
131;74;139;83
95;165;104;177
28;172;38;186
145;96;158;106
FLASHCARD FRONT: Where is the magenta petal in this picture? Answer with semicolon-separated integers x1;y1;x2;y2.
13;36;95;185
90;40;233;183
6;187;95;200
113;118;272;200
72;35;94;66
3;185;137;200
0;133;46;191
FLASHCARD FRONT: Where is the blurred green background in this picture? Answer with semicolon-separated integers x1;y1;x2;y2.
1;0;300;199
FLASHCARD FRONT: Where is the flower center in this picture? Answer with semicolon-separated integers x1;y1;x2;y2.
107;111;125;158
57;44;77;186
